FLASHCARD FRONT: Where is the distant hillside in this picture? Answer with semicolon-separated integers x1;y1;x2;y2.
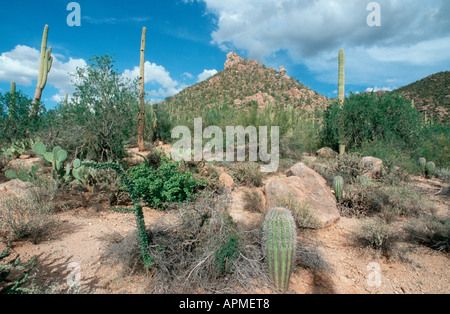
161;52;329;119
395;71;450;123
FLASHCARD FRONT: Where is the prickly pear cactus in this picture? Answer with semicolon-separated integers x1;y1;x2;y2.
263;207;297;291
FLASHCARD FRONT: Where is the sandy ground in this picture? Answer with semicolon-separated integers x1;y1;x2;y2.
1;153;448;294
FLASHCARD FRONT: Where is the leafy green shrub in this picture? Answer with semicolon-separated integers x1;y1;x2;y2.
322;92;423;152
126;156;208;209
214;233;241;275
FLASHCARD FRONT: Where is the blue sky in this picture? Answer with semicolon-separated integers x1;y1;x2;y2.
1;0;449;109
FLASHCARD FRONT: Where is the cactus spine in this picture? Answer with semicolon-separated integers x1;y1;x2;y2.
263;208;297;291
333;176;344;202
32;25;53;113
138;27;146;152
425;161;435;179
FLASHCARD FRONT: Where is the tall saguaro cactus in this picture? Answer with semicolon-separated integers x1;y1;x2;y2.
338;48;346;155
9;82;16;118
263;208;297;291
32;25;53;114
338;48;345;104
138;27;147;152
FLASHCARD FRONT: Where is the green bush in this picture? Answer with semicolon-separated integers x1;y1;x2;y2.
322;92;422;152
126;157;208;209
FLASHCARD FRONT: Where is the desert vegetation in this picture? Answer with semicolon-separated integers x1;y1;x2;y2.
0;40;449;294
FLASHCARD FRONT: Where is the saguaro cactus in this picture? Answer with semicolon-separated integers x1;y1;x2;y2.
333;176;344;202
263;207;297;291
138;27;147;152
32;25;53;113
9;82;16;118
338;49;345;104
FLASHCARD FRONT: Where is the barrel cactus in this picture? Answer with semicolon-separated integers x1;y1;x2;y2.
425;162;436;179
263;207;297;291
418;158;426;175
333;176;344;202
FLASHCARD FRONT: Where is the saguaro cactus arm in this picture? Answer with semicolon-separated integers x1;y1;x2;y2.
33;25;53;108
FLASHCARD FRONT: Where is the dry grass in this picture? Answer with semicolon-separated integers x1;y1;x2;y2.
103;191;272;293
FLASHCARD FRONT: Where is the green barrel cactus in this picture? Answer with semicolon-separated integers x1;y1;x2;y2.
333;176;344;202
418;158;426;175
425;162;435;179
263;207;297;292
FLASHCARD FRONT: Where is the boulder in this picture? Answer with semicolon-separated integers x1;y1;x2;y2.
362;157;383;179
316;147;338;159
219;172;235;192
0;179;34;200
279;66;287;76
265;163;340;228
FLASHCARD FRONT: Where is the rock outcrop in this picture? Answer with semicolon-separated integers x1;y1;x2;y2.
224;52;245;69
264;163;340;229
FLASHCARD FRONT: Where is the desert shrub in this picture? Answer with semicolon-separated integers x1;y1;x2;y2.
322;93;422;152
45;55;139;162
223;162;265;188
334;153;371;183
126;156;208;209
277;195;323;229
104;192;271;293
0;90;43;145
0;182;56;243
356;217;398;257
435;168;450;184
406;217;450;253
243;190;264;213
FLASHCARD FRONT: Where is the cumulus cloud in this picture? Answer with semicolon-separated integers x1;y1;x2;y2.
196;0;450;89
197;69;218;82
0;45;87;100
123;61;187;99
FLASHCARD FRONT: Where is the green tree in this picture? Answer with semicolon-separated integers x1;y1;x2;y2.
53;55;139;161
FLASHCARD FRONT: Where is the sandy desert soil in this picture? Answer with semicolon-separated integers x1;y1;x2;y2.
1;174;447;295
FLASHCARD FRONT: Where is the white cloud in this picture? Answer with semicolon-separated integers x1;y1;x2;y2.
365;86;394;93
123;61;187;99
0;45;87;100
196;0;450;88
183;72;194;80
197;69;218;82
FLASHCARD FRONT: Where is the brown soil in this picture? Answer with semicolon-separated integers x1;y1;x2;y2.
1;157;448;294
